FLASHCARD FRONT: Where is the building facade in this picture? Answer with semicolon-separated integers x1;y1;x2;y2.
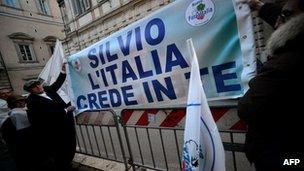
57;0;172;55
0;0;65;94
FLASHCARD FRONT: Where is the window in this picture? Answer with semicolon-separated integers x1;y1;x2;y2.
3;0;20;8
59;2;69;24
37;0;51;15
58;2;71;32
0;51;4;69
43;36;56;57
72;0;91;16
8;32;37;63
18;44;36;62
49;44;55;54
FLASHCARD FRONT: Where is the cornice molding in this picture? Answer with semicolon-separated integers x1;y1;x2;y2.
0;11;64;26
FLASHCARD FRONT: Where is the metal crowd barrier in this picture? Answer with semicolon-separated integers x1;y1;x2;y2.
74;108;252;171
75;110;128;169
120;109;185;171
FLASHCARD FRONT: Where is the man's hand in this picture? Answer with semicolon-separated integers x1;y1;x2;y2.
66;106;76;112
249;0;264;11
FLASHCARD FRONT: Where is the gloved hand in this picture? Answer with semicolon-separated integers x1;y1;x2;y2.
66;106;76;112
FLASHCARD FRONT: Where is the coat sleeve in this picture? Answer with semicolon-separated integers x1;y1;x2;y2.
237;60;284;124
49;72;66;92
259;3;282;28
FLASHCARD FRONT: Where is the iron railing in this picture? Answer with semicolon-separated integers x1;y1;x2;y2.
75;108;251;171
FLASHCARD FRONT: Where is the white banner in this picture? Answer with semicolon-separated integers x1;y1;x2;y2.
67;0;256;114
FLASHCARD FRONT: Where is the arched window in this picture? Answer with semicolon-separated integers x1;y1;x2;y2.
8;32;37;63
43;36;57;55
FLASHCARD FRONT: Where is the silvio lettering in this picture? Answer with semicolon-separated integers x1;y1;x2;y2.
88;18;165;68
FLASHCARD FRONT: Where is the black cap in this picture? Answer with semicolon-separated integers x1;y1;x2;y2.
23;79;41;92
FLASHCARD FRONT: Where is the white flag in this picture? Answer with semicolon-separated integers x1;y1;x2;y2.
39;39;70;103
183;39;225;171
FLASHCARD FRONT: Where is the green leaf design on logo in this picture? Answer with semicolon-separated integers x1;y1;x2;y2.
197;3;205;11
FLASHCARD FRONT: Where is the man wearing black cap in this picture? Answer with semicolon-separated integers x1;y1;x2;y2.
24;65;76;171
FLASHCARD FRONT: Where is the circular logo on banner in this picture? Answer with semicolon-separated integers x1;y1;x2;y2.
73;59;82;72
185;0;215;26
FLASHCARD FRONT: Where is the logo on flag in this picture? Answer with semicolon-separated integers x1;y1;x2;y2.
183;139;204;170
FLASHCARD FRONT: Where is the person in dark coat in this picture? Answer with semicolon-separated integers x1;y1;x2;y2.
0;95;33;171
238;0;304;170
24;65;76;171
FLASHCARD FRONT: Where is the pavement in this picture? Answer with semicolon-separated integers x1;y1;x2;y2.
1;143;123;171
72;162;102;171
72;153;126;171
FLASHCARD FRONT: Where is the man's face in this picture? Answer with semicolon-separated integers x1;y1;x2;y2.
0;89;12;100
275;0;303;28
31;84;44;94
